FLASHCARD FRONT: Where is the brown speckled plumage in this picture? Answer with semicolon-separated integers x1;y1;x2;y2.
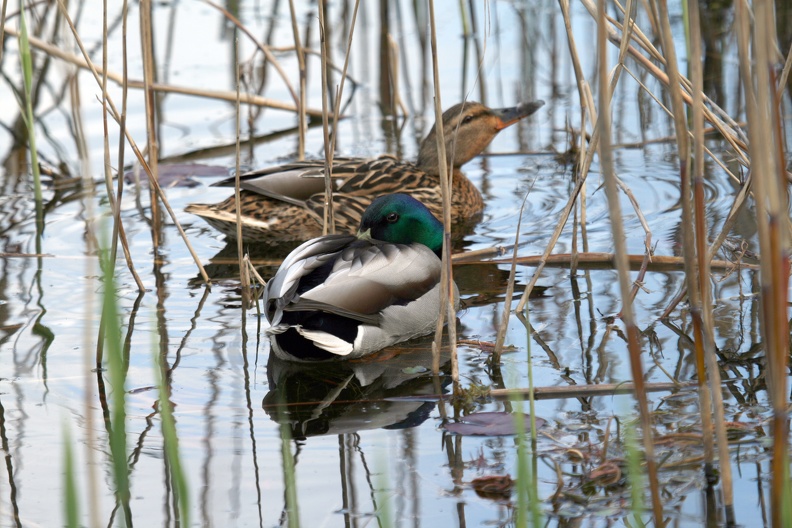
186;100;543;243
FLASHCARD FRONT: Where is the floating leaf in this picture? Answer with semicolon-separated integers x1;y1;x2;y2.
471;475;513;500
443;412;546;436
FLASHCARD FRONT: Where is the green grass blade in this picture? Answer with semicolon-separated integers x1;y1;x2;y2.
624;420;647;528
99;241;131;521
513;310;542;527
62;420;80;528
153;350;191;527
17;2;44;238
279;421;300;528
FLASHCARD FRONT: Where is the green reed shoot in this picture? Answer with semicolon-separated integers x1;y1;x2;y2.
17;2;44;237
374;452;393;528
153;348;191;526
512;310;542;527
62;420;80;528
99;235;131;521
624;419;647;528
280;421;300;528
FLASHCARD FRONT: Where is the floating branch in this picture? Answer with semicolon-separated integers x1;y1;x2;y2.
453;252;754;271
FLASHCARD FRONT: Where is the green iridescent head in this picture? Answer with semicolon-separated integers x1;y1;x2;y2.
357;194;444;256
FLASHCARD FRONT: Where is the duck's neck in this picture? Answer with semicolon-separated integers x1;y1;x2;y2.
416;126;458;175
416;145;443;175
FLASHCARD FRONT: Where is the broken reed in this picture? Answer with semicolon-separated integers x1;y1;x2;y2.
538;0;791;526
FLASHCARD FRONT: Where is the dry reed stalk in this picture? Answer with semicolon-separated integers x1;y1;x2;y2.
378;0;394;116
1;25;324;116
74;1;106;522
329;0;361;158
234;38;249;304
139;0;161;244
559;0;590;278
493;192;532;361
54;0;209;283
386;35;408;116
516;0;615;311
267;46;362;83
580;0;751;163
202;0;299;111
620;65;744;186
98;0;143;293
466;0;487;104
514;177;585;311
595;0;664;524
116;0;145;292
427;0;458;390
287;0;306;160
614;176;653;303
490;380;695;401
317;0;335;235
652;0;723;513
778;44;792;103
0;0;7;64
735;2;791;526
686;0;736;521
391;0;415;115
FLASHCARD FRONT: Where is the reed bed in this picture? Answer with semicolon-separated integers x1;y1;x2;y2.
0;0;789;526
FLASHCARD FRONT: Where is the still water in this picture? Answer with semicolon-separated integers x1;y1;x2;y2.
0;0;779;526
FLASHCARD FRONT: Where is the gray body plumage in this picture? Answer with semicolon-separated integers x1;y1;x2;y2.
264;233;458;361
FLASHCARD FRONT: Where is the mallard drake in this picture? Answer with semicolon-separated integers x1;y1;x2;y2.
186;100;544;243
264;193;456;361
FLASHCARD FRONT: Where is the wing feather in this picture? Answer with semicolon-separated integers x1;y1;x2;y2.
264;238;442;328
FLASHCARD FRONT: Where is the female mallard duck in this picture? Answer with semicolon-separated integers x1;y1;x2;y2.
264;193;455;361
187;100;544;243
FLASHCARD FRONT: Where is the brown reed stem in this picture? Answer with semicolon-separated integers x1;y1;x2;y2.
287;0;306;160
493;192;532;361
685;1;736;522
98;0;143;293
454;252;748;271
317;0;335;235
596;1;664;523
427;0;458;391
201;0;299;111
114;0;144;292
139;0;161;245
736;2;791;525
0;0;7;65
234;38;248;305
329;0;360;159
54;0;209;283
1;24;324;116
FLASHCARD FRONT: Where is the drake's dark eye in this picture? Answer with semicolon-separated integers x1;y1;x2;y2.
386;212;399;223
462;115;474;125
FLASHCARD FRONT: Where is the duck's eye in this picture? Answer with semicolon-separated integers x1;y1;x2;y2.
386;212;399;223
462;115;474;125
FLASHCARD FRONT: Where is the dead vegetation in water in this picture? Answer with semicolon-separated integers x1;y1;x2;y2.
2;0;791;525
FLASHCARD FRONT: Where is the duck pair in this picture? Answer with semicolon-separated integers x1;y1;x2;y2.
191;100;543;361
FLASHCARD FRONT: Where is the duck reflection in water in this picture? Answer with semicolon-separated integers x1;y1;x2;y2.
263;344;451;440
